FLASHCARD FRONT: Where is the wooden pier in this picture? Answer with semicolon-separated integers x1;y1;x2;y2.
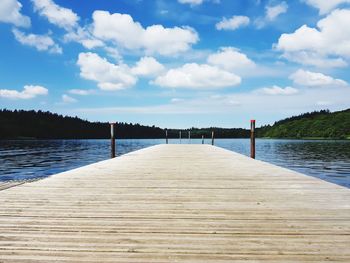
0;144;349;262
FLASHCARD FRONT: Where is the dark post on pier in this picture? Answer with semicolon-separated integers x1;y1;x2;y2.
110;123;116;158
211;131;214;145
250;120;256;159
165;129;168;144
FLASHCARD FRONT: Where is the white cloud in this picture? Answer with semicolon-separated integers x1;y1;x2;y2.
290;69;348;87
178;0;204;5
0;0;31;27
275;9;350;67
131;57;165;77
12;28;62;54
31;0;79;30
153;63;241;89
77;52;137;91
68;89;95;96
104;47;122;61
0;85;48;99
255;1;288;28
302;0;350;14
62;94;77;103
32;0;102;50
266;2;288;21
76;54;165;91
207;47;256;72
281;51;347;68
63;27;104;49
259;85;299;95
216;16;250;31
92;11;199;56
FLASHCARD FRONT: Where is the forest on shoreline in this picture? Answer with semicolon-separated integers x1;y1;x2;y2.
0;109;349;139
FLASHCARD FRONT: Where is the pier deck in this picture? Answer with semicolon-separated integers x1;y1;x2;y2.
0;144;349;262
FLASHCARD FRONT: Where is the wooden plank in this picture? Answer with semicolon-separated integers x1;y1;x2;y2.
0;144;349;262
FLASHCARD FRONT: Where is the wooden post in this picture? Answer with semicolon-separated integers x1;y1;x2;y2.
188;131;191;143
250;120;256;159
110;123;116;158
211;131;214;145
202;135;204;144
179;131;182;144
165;129;168;144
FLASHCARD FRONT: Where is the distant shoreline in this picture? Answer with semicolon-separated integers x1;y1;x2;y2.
1;137;349;140
1;108;349;140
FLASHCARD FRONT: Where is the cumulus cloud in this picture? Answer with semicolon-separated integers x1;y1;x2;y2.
0;85;48;99
266;2;288;21
31;0;79;30
289;69;348;87
275;9;350;67
63;27;104;49
255;1;288;28
12;28;62;54
76;54;166;90
216;16;250;31
281;51;347;68
131;57;165;77
207;47;256;72
259;85;299;95
153;63;241;89
302;0;350;14
62;94;77;103
77;52;137;91
0;0;31;27
30;0;105;51
92;11;198;56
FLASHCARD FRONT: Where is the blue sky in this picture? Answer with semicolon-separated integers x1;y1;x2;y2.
0;0;350;128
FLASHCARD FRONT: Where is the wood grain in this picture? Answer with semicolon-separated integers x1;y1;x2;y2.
0;144;349;262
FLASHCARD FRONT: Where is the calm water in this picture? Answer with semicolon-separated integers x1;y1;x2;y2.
0;139;349;188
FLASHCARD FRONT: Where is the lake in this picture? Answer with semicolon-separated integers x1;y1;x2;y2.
0;139;349;188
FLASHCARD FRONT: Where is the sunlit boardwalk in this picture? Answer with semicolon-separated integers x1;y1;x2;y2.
0;144;349;262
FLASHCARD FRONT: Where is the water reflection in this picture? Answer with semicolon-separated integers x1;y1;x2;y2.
0;139;349;188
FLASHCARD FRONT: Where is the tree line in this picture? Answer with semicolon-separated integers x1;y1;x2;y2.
257;109;350;139
0;110;250;139
1;109;349;139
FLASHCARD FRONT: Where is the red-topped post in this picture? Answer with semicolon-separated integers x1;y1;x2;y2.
110;123;116;158
250;120;255;159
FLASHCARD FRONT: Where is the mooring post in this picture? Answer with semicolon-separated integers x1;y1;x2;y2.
250;120;256;159
211;131;214;145
110;123;116;158
165;129;168;144
179;131;182;144
202;135;204;144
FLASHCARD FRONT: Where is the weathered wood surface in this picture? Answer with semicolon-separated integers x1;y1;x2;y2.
0;144;349;262
0;181;25;191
